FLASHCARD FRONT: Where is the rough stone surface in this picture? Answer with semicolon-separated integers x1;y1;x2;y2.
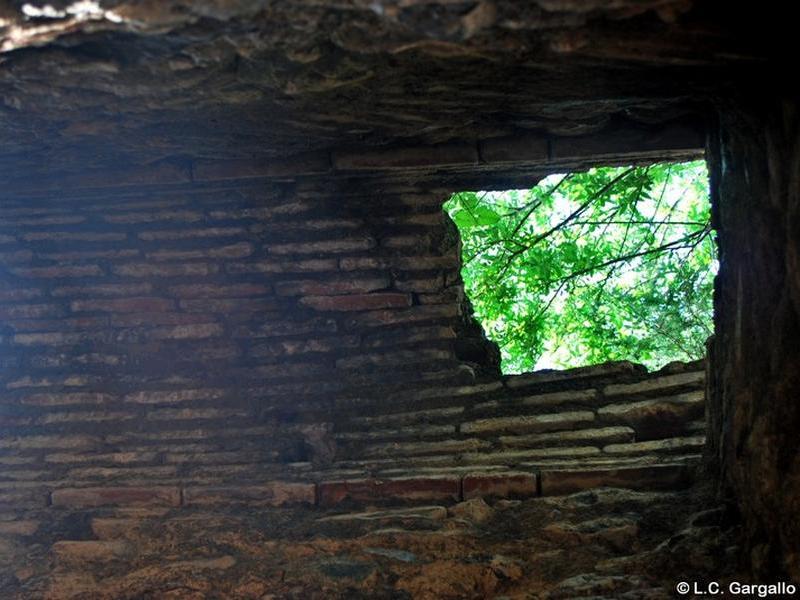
707;97;800;581
0;1;774;182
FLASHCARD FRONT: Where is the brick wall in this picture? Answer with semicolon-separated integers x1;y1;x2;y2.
1;171;706;505
0;133;709;595
0;177;489;507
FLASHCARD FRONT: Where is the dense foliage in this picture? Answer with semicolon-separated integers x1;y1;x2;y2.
444;161;715;373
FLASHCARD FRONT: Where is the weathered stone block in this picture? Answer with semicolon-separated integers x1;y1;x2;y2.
602;436;706;455
138;226;246;240
123;388;226;405
0;304;63;319
0;288;42;301
167;283;270;298
145;323;224;340
461;411;595;435
102;210;202;224
336;348;451;369
51;283;152;297
551;122;704;161
500;426;635;449
179;297;281;313
183;482;315;506
113;263;218;277
539;464;692;495
146;242;254;261
21;231;125;242
506;361;642;389
344;305;458;328
70;297;173;313
20;392;116;406
603;371;704;397
318;476;460;505
268;238;375;255
50;486;181;508
52;540;132;563
0;520;39;536
232;317;337;338
11;265;103;278
462;472;537;499
227;258;338;274
597;391;704;439
363;437;487;457
275;276;390;296
300;293;412;311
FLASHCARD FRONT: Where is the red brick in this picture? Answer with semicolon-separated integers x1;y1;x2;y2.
21;392;116;406
0;520;39;536
52;540;132;563
110;312;214;327
344;305;458;328
275;275;390;296
50;486;181;508
0;215;84;226
167;283;270;298
0;304;63;319
250;335;359;358
123;388;226;405
0;288;42;302
20;231;126;242
113;263;218;277
300;293;412;311
52;283;152;297
551;122;703;161
0;250;34;264
138;226;246;241
539;465;692;496
463;472;537;499
103;210;202;224
183;482;316;506
6;316;108;332
232;317;337;338
13;331;109;346
318;476;460;506
11;265;103;278
146;242;254;261
179;297;281;313
338;256;458;271
268;237;375;255
70;297;174;313
227;259;337;274
37;249;139;261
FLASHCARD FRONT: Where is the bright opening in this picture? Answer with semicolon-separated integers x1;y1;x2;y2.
444;160;716;374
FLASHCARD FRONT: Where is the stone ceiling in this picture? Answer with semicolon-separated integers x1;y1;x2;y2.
0;1;774;177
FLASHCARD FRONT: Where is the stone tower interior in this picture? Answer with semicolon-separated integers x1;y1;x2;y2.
0;2;798;598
